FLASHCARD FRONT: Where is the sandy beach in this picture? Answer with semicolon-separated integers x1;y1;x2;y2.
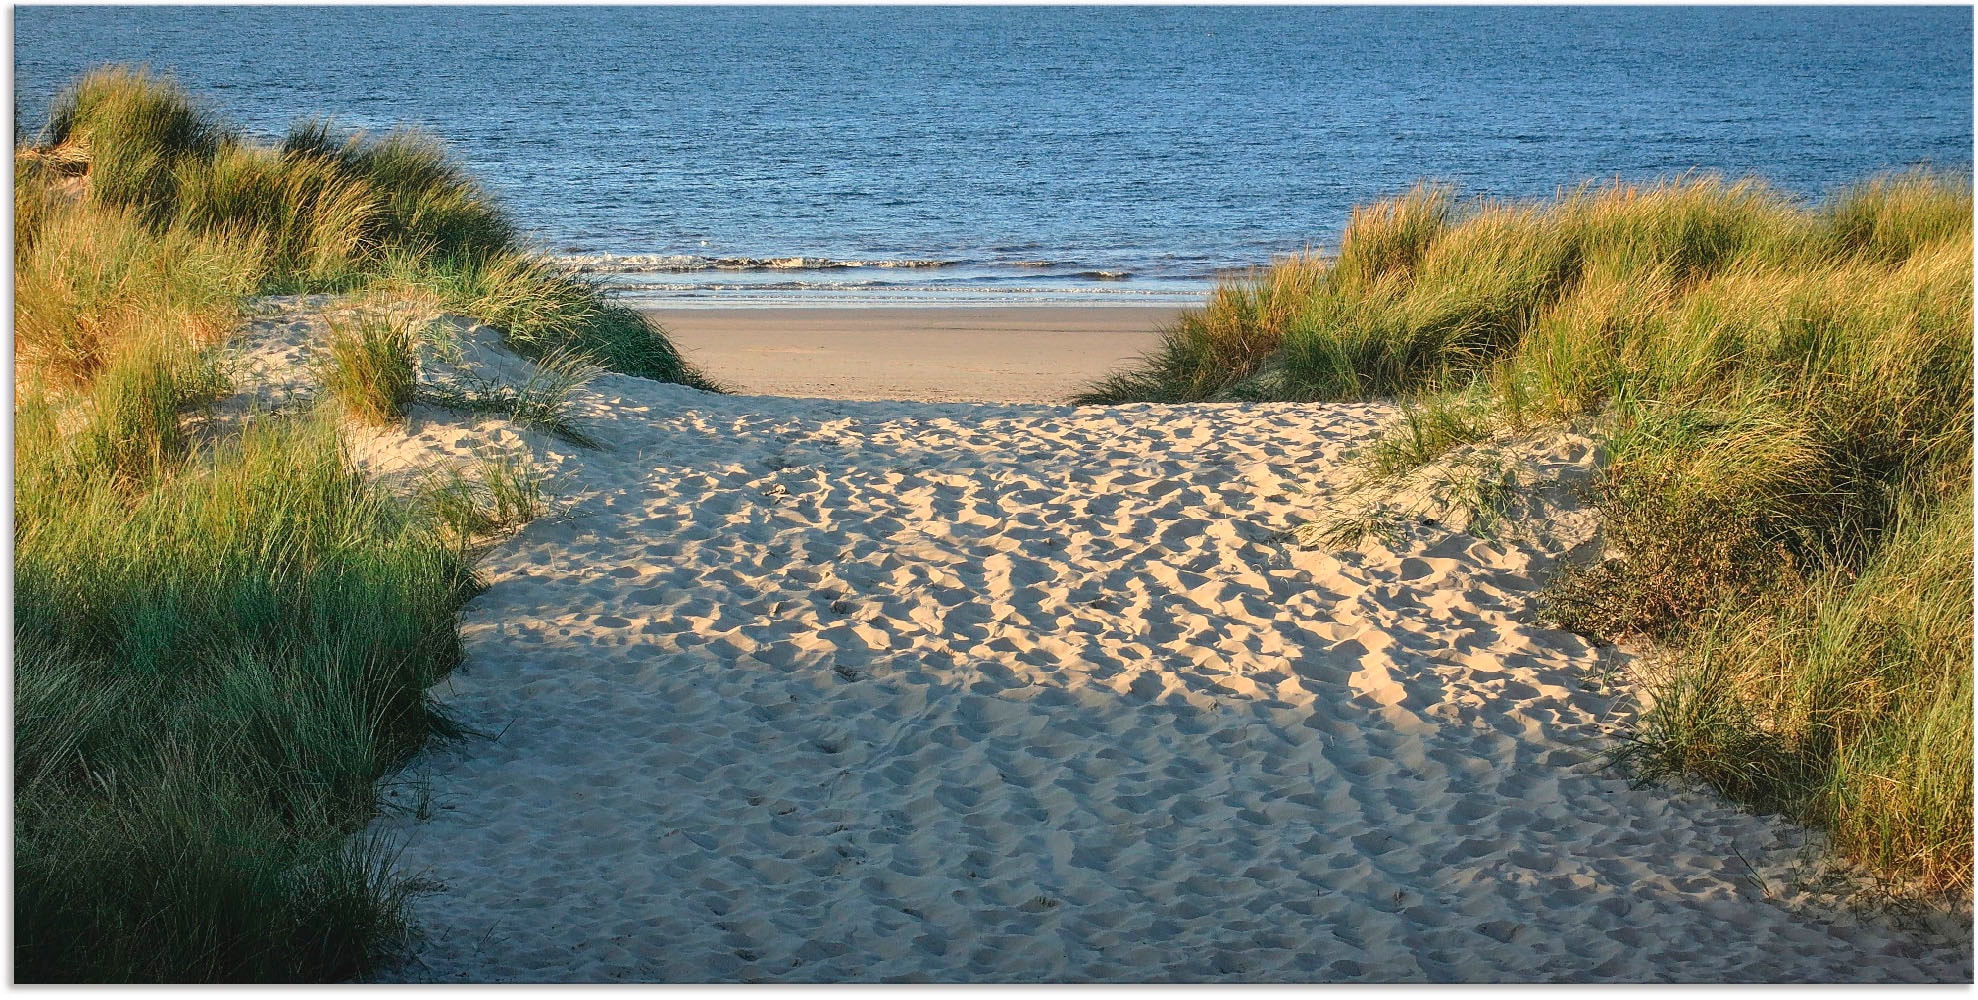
202;298;1958;984
645;306;1177;404
19;19;1967;983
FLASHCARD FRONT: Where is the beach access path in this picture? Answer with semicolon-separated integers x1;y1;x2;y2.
228;303;1971;983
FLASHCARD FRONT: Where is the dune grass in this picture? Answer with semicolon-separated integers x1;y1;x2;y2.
320;313;421;426
14;408;479;982
420;448;555;560
41;64;222;219
374;249;723;389
13;176;261;388
21;66;717;387
10;66;712;981
280;117;517;263
1618;494;1973;893
1082;171;1975;897
1356;392;1494;478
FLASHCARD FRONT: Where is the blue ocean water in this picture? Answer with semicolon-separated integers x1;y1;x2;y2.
14;6;1973;306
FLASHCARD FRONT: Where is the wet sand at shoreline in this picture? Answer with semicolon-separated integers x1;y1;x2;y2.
644;306;1181;404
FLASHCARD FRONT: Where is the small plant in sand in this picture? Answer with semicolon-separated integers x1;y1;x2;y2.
424;344;603;447
507;346;602;442
420;448;554;554
320;312;422;425
1302;499;1405;548
1301;451;1522;548
1302;394;1523;547
1358;395;1495;477
1428;457;1518;538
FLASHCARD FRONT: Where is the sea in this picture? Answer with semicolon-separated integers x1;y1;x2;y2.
13;5;1973;307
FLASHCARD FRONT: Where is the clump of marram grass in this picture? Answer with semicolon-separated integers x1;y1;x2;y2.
13;174;261;389
170;139;378;287
29;68;502;288
320;313;421;426
13;412;475;774
1089;170;1974;896
40;66;221;218
375;250;724;390
1616;494;1974;893
73;332;233;485
1077;251;1333;404
1541;233;1974;640
1078;174;1835;406
281;119;517;262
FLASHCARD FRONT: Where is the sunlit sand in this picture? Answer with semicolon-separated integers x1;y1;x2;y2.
170;298;1945;982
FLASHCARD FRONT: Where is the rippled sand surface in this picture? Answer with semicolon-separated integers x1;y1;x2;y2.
214;302;1969;983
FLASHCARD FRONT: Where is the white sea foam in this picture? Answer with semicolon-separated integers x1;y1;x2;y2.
559;254;960;274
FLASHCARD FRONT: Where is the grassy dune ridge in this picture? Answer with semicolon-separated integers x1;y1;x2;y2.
1082;173;1974;895
11;67;709;981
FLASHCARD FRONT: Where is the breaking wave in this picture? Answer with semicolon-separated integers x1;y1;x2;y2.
559;254;960;274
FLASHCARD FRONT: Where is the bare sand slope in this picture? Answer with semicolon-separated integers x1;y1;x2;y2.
229;305;1971;983
645;306;1175;404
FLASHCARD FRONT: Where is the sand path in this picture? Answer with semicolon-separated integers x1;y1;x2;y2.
311;317;1972;983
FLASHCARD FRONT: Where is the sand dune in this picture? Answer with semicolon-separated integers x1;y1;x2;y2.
205;302;1972;983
